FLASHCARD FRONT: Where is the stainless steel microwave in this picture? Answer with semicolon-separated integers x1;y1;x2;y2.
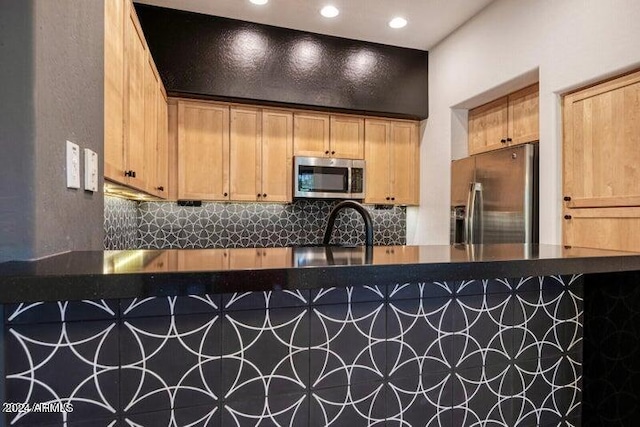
294;156;365;199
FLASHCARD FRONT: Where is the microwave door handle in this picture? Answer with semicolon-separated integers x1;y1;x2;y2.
346;168;352;196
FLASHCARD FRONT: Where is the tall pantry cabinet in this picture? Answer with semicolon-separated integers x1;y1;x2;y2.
563;69;640;251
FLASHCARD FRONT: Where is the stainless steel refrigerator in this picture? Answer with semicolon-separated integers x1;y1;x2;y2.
450;143;538;244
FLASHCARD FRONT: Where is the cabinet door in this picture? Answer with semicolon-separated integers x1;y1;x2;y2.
563;207;640;251
508;84;539;146
155;89;169;199
178;101;230;200
124;5;148;190
563;71;640;209
143;56;158;196
330;115;364;159
293;112;330;157
167;99;179;201
468;97;508;155
391;121;420;205
230;106;262;201
262;110;293;202
364;119;391;204
104;0;125;183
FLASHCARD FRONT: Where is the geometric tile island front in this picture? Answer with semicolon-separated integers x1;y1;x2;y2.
4;276;583;426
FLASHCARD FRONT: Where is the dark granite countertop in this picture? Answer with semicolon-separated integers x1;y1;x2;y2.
1;244;640;303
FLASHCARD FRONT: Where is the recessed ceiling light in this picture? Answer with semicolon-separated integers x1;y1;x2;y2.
249;0;268;5
389;17;408;29
320;5;340;18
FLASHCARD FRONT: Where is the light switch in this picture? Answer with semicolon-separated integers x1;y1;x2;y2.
84;148;98;192
66;140;80;189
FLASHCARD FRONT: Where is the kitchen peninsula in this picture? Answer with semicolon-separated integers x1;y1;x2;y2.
1;244;639;426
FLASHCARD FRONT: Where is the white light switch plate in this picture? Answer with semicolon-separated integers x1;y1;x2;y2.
66;140;80;189
84;148;98;192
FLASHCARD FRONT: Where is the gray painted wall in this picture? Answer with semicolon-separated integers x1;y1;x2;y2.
0;0;104;262
0;0;36;261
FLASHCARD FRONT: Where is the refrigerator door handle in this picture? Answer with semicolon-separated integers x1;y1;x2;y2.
465;182;473;243
475;183;483;244
467;182;483;244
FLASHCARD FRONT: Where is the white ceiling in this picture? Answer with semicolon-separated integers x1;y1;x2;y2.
135;0;497;50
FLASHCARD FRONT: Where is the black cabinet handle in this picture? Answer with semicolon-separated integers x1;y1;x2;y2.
506;138;513;142
325;150;330;155
331;151;335;155
223;192;228;197
391;197;395;201
156;186;164;192
500;139;507;144
124;170;136;178
563;196;571;201
263;193;267;198
257;193;261;198
386;197;390;201
564;215;572;220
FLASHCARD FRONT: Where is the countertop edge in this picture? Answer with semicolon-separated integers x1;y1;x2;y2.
2;254;640;304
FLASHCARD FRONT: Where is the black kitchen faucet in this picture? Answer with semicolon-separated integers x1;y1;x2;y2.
323;200;374;247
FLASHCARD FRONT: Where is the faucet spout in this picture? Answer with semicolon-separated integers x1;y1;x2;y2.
323;200;374;246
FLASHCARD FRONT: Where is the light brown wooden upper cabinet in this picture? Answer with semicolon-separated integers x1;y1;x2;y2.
177;100;230;200
562;69;640;251
229;107;293;202
104;0;125;181
230;106;262;202
261;109;293;202
330;115;365;159
294;112;364;159
365;120;392;204
508;84;539;145
167;99;179;201
104;0;168;198
143;56;158;195
468;83;539;155
293;112;330;157
174;101;293;203
364;119;420;206
155;89;169;198
468;97;508;155
144;82;169;199
123;1;147;191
